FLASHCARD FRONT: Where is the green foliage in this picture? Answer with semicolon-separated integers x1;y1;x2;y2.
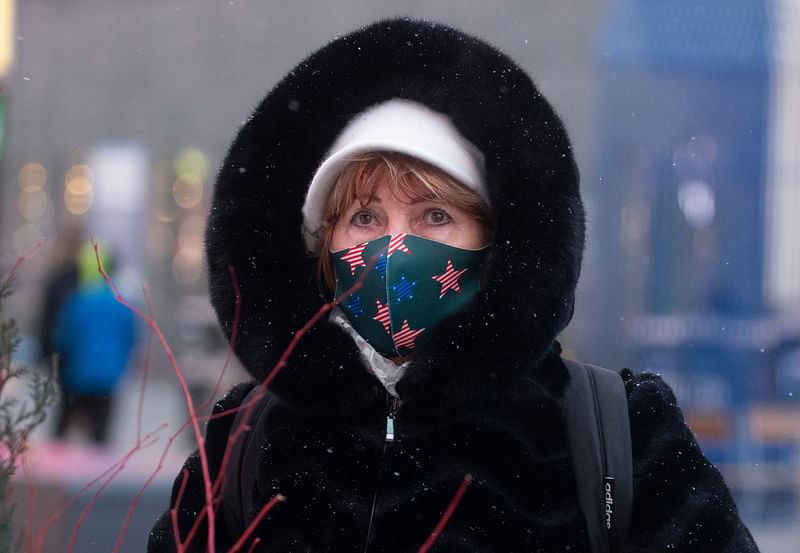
0;270;58;553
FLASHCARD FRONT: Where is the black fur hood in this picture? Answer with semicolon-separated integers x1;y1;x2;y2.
206;18;583;422
149;19;760;553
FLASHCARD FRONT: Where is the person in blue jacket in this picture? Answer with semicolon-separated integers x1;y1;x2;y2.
54;244;136;445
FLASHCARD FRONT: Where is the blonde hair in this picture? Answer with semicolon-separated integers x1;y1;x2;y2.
315;151;493;292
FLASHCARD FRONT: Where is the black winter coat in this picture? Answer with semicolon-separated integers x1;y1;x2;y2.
148;18;759;553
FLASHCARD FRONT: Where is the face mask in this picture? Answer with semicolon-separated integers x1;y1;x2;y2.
331;233;490;357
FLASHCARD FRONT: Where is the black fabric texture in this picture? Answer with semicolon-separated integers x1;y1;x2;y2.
148;18;759;553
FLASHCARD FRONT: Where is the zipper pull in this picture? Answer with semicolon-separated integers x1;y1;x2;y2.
385;414;395;442
385;396;400;443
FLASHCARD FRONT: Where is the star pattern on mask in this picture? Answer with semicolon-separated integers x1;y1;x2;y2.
375;254;388;280
345;293;363;318
432;260;469;299
391;274;417;302
373;299;391;334
387;233;411;257
340;243;367;275
393;319;425;350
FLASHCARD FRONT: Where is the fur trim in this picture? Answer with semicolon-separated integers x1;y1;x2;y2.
148;19;759;553
206;18;584;416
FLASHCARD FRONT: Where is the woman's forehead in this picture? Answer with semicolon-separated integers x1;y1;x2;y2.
354;181;446;204
351;178;441;205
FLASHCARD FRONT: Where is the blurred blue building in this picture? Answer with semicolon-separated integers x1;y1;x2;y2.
587;0;800;472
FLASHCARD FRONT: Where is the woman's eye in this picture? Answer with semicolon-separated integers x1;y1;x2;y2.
352;211;376;226
424;209;451;225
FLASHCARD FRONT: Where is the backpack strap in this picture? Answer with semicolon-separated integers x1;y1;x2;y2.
562;359;633;553
222;384;272;537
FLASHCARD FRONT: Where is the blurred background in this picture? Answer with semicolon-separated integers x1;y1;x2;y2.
0;0;797;550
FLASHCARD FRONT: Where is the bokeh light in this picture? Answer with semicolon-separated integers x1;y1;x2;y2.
173;147;209;181
63;165;95;215
172;247;204;286
18;162;47;192
155;208;178;223
65;164;94;184
18;189;50;222
172;174;204;209
178;215;205;249
678;179;716;229
64;176;94;215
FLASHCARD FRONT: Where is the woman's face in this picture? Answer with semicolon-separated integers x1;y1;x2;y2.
330;181;489;252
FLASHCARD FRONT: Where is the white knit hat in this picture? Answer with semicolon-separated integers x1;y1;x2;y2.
302;99;487;249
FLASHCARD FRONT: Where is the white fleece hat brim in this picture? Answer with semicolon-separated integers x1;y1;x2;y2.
302;99;487;249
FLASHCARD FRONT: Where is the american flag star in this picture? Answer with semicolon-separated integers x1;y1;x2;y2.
432;260;468;299
393;319;425;350
387;233;411;257
345;293;363;317
375;254;388;280
373;299;391;334
391;275;417;302
340;243;367;275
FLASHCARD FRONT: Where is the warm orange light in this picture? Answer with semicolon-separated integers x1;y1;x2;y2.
65;164;94;183
18;162;47;192
64;176;94;215
155;209;178;223
0;0;15;80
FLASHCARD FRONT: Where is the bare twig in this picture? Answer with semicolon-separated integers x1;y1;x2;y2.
418;474;473;553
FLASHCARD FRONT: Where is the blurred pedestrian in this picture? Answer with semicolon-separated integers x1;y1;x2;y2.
53;244;137;445
37;221;84;365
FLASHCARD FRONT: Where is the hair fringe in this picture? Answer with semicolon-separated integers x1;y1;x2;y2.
316;151;492;293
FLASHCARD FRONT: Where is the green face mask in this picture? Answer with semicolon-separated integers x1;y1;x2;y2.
331;233;490;357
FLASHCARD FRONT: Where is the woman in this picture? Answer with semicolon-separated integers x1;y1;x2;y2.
148;19;759;552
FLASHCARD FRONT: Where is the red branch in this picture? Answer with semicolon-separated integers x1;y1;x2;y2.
180;265;243;424
197;266;242;413
179;252;379;549
40;246;377;551
171;468;191;550
136;288;157;443
66;429;163;552
110;288;169;551
0;239;42;287
111;421;189;553
36;284;175;553
418;474;474;553
262;251;377;389
33;451;131;551
225;494;285;553
92;242;219;552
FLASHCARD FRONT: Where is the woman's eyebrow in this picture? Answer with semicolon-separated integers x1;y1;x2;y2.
408;197;441;205
356;194;381;206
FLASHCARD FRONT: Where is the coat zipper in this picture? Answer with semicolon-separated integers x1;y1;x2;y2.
362;394;401;553
385;396;400;442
